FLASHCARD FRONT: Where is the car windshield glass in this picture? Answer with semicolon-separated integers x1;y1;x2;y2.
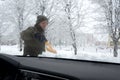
0;0;120;64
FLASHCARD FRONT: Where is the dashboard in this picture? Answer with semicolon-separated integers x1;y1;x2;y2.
0;54;120;80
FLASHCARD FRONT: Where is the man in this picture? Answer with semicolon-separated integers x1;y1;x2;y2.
21;15;56;57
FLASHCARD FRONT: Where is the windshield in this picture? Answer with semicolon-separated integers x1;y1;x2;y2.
0;0;120;64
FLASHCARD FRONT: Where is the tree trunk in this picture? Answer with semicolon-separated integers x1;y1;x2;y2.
19;38;23;51
18;14;24;51
113;40;118;57
72;42;77;55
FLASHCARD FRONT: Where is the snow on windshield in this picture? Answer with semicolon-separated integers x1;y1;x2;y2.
0;0;120;63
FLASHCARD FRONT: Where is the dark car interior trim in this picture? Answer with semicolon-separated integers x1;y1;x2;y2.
0;54;120;80
20;69;70;80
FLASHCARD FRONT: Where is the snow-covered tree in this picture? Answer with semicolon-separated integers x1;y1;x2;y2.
91;0;120;57
6;0;35;51
0;0;9;49
59;0;88;55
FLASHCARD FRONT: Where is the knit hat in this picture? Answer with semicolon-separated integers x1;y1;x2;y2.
36;15;48;24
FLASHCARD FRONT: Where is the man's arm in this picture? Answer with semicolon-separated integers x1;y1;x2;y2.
34;33;57;53
34;33;47;42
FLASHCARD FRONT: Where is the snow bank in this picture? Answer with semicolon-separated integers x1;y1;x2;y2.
0;45;120;63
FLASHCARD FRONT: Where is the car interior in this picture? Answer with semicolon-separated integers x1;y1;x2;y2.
0;54;120;80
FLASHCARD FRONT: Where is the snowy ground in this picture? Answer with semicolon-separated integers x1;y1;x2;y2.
0;45;120;63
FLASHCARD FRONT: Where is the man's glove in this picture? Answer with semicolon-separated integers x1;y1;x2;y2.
45;41;57;54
